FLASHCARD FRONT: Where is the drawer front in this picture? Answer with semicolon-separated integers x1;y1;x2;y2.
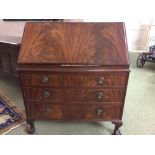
19;72;128;88
26;103;121;120
26;103;64;119
23;87;125;103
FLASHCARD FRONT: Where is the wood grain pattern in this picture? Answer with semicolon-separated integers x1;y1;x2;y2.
17;22;130;134
25;103;121;120
18;22;129;65
22;87;125;103
19;72;128;88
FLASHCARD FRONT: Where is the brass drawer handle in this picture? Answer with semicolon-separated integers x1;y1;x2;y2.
43;91;50;98
41;75;48;83
43;108;52;114
98;77;104;85
96;109;103;116
97;92;103;100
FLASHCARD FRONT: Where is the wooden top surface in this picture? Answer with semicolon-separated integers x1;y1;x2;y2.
18;22;129;66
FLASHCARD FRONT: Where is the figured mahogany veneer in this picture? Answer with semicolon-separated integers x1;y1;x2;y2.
18;23;128;65
17;22;130;134
25;103;121;120
19;72;128;88
22;87;125;103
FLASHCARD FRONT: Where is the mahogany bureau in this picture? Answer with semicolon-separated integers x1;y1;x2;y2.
17;22;130;134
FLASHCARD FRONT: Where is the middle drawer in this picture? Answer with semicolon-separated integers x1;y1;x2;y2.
22;87;125;103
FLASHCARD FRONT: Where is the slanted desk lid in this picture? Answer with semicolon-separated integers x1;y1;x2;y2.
18;22;129;66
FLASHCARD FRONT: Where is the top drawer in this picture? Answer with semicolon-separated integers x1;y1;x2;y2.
19;72;128;88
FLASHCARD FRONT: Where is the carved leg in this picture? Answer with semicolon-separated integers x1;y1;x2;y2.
112;121;122;135
26;119;35;134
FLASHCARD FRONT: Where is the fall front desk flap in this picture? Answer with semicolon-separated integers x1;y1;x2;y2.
18;22;129;66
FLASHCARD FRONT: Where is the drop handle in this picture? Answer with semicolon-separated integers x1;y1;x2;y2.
98;77;104;85
43;91;50;98
96;109;103;116
41;75;48;83
97;92;103;100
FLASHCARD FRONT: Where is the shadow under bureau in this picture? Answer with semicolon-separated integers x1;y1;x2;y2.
17;22;130;134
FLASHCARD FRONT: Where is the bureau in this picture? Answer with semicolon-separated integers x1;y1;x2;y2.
17;22;130;134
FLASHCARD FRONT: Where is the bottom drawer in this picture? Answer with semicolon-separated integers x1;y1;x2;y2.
25;103;121;120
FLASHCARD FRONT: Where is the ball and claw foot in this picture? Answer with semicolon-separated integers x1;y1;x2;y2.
27;126;35;134
26;120;35;134
112;121;122;135
112;129;122;135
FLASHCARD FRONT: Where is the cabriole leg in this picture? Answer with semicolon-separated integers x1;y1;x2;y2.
112;121;122;135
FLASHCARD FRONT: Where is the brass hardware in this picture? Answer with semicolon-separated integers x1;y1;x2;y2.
98;77;104;84
43;91;50;98
45;108;52;113
43;108;52;114
41;75;48;83
97;92;103;100
96;109;103;116
61;64;99;67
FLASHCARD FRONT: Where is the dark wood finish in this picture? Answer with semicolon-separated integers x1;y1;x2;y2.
112;121;123;135
26;119;35;134
3;19;63;22
18;22;129;65
22;87;125;103
25;103;121;120
18;22;130;134
19;72;128;88
0;36;21;76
